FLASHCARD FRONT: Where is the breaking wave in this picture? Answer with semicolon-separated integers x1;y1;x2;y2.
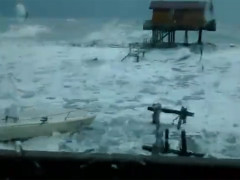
0;24;51;38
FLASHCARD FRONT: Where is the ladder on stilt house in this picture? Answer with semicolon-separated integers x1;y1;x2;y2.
151;30;176;46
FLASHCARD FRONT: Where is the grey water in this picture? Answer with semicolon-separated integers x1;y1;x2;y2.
0;0;239;45
0;0;240;158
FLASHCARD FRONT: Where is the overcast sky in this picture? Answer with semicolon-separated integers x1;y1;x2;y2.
0;0;151;18
0;0;239;24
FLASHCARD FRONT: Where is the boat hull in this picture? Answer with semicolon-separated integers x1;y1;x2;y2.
0;116;95;141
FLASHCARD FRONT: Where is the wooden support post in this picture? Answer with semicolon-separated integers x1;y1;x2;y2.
160;31;162;43
152;30;157;44
173;31;175;43
152;30;154;43
170;31;172;43
158;31;160;42
168;31;171;44
161;31;164;42
184;30;188;46
198;29;202;44
172;31;174;43
156;31;158;41
158;32;160;42
136;55;139;62
163;32;165;42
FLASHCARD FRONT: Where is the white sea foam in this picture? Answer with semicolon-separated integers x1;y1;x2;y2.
0;19;240;158
0;24;51;38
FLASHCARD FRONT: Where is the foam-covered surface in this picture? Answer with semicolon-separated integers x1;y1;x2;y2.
0;19;240;158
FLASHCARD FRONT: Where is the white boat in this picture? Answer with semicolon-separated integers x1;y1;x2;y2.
0;108;96;141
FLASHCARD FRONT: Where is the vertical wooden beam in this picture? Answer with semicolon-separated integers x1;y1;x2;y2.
198;29;203;44
156;30;158;41
161;31;164;42
171;31;174;43
173;31;175;43
152;30;156;44
160;31;162;43
170;31;172;43
169;31;171;43
184;30;188;45
152;30;154;43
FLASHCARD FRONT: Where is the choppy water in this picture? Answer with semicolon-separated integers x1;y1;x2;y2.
0;17;240;158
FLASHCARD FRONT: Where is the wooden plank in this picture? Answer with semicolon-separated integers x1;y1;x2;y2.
143;20;216;31
152;10;172;24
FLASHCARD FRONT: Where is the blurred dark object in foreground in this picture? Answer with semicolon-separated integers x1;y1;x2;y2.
0;150;239;179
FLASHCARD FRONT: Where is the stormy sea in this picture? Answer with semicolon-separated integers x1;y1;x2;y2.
0;0;240;158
